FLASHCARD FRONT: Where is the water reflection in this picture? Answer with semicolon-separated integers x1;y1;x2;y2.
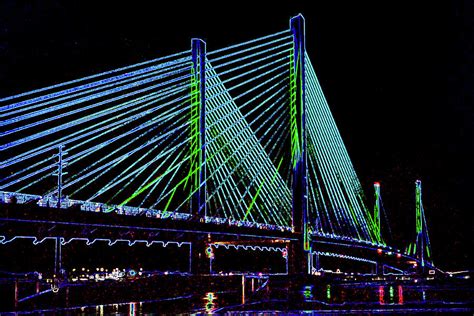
378;285;405;305
389;285;394;302
203;292;217;314
378;286;385;305
18;279;473;314
129;302;137;316
95;304;104;316
299;283;408;306
302;285;313;301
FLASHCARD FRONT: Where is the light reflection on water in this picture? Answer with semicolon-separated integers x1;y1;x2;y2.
302;285;313;300
378;285;384;305
376;284;404;305
18;281;473;314
203;292;217;314
94;304;103;316
299;283;456;307
295;282;469;309
129;302;136;316
398;285;403;304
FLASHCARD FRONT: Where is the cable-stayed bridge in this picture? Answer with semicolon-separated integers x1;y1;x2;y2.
0;14;435;276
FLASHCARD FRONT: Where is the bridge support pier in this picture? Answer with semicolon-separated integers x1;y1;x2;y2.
54;237;62;276
190;237;211;275
313;252;320;271
375;263;384;276
288;239;309;275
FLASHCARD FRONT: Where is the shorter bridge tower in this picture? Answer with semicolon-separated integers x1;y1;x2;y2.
373;182;382;242
406;180;434;271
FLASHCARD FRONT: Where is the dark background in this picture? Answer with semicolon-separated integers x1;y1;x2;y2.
0;1;472;270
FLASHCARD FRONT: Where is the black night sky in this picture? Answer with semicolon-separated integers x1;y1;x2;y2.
0;1;472;270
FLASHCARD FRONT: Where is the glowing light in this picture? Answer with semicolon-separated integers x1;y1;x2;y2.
205;246;214;259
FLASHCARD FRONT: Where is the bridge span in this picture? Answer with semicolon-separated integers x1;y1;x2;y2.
0;14;437;281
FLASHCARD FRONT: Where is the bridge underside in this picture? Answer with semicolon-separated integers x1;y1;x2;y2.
311;237;435;275
0;203;294;243
0;202;430;276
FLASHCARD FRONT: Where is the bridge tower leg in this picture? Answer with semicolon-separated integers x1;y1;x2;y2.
54;236;62;276
190;39;208;274
190;237;211;275
190;38;207;219
289;14;310;275
415;180;424;271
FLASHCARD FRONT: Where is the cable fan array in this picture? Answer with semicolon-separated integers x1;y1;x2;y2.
1;28;382;241
0;50;195;215
305;54;381;244
204;30;293;226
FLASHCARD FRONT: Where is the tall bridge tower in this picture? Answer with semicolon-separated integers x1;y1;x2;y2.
289;14;310;275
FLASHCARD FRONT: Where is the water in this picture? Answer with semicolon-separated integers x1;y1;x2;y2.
8;276;473;314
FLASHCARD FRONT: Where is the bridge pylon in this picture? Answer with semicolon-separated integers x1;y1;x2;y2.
406;180;434;272
190;38;207;219
289;13;310;275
